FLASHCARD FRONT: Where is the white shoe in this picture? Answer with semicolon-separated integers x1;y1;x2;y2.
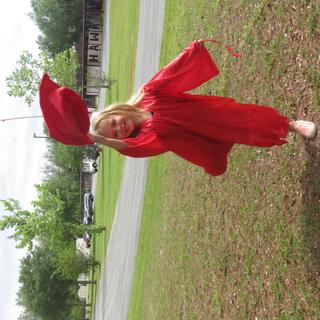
294;120;317;139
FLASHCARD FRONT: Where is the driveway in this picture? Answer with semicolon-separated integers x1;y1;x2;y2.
93;1;165;319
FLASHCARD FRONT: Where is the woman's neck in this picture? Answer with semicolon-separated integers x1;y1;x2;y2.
135;110;152;125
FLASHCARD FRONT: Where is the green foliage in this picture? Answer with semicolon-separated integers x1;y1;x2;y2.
0;186;104;251
6;48;80;106
44;48;81;91
17;244;75;320
30;0;84;55
6;51;43;106
45;140;83;174
16;242;100;318
0;197;60;250
43;141;84;220
70;306;86;320
43;174;81;221
53;246;100;280
2;196;103;317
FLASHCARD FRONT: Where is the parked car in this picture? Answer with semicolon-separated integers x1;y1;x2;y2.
90;144;102;161
83;232;92;249
84;192;94;214
83;192;94;224
83;214;93;225
82;157;98;173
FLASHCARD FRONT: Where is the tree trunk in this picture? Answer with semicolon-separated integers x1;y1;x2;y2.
77;280;96;285
70;302;92;307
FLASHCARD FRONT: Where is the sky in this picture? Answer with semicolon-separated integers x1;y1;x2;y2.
0;1;47;319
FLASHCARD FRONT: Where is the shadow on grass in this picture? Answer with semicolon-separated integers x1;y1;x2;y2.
301;141;320;283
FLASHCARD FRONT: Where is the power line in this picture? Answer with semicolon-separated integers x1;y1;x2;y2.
0;115;43;122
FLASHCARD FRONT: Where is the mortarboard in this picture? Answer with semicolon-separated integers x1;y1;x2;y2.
39;73;93;145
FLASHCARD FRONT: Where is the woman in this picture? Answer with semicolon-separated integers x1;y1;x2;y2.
89;40;317;176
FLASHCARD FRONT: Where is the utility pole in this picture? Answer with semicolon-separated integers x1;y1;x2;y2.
33;133;50;139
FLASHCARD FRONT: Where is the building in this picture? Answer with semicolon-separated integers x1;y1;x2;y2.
76;0;104;110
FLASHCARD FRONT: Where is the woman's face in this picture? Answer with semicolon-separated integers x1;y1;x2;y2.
99;114;135;139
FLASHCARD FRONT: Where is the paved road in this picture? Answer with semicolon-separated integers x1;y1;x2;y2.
93;1;165;319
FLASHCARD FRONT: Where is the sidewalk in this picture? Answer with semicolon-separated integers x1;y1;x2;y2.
93;1;165;320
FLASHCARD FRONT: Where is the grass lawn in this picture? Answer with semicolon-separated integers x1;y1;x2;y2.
85;0;140;317
129;0;320;319
107;0;140;104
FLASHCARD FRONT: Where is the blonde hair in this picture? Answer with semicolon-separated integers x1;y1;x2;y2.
91;91;144;135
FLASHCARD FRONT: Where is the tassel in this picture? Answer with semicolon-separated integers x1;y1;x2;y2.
203;39;241;59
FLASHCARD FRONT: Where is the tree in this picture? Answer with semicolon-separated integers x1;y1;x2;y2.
6;51;43;107
17;244;75;320
70;306;87;320
77;280;97;286
45;139;83;175
43;140;84;221
6;48;80;106
41;174;82;222
17;243;100;319
0;186;104;251
30;0;84;55
53;245;100;280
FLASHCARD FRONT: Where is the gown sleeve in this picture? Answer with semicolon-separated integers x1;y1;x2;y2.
175;139;234;176
143;40;220;94
162;128;234;177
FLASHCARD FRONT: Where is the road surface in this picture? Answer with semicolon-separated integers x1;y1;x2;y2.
93;1;165;319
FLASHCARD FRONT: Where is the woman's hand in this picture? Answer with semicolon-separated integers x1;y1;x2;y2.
88;133;104;144
196;39;205;46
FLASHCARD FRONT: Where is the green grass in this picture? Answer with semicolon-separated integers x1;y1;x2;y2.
129;0;320;319
107;0;140;104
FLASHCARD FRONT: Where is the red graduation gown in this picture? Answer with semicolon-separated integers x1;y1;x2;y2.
120;41;289;176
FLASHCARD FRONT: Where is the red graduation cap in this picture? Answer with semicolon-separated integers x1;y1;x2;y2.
39;73;94;145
